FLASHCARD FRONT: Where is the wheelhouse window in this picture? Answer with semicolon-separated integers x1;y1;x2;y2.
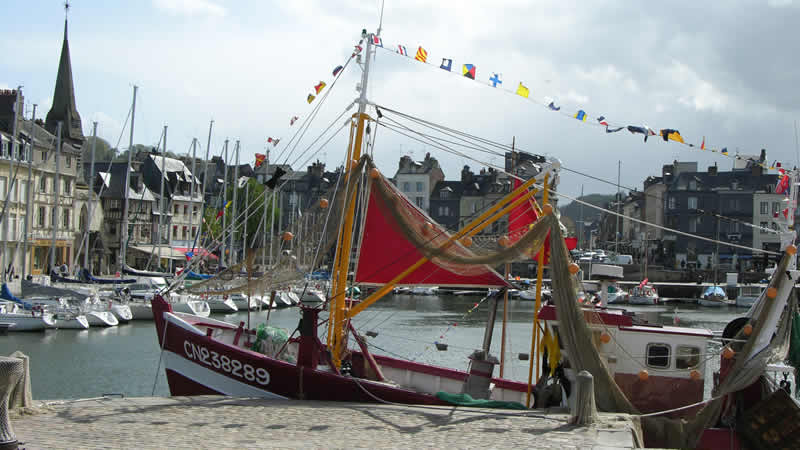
646;343;671;368
675;346;701;369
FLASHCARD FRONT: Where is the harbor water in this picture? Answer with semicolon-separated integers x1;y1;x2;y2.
0;294;745;400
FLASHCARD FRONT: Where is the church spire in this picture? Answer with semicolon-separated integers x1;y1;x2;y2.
45;1;84;145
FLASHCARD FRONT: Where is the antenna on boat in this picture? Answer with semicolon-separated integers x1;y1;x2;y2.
376;0;385;37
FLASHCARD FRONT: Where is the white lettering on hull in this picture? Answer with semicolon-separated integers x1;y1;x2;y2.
183;340;269;385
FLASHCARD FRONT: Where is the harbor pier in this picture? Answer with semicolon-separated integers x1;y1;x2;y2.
11;396;641;449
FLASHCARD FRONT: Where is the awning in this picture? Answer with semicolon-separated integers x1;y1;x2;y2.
130;245;186;260
173;246;219;261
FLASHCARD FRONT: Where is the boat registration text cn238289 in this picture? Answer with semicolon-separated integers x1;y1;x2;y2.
183;341;270;385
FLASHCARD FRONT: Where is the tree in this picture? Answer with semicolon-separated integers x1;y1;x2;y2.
81;136;116;162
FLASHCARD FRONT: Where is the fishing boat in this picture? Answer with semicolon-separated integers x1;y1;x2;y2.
230;293;262;311
205;295;239;313
628;279;659;305
150;29;800;449
698;285;731;307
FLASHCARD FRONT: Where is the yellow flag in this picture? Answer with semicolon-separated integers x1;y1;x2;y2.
307;94;316;104
516;82;529;98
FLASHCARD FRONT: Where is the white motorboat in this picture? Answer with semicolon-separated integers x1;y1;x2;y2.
296;288;326;304
127;301;154;320
410;286;437;295
736;285;762;308
628;282;659;305
519;288;551;301
606;285;629;304
169;295;211;317
230;293;262;311
0;302;57;331
85;310;119;327
110;304;133;322
205;295;239;313
54;311;90;329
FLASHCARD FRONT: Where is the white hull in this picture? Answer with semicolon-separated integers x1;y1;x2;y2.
628;295;659;305
410;286;437;295
607;293;628;304
128;302;154;320
172;300;211;318
736;295;759;308
55;314;90;329
86;311;119;327
232;297;262;311
698;298;733;307
110;304;133;322
206;298;238;313
0;313;56;331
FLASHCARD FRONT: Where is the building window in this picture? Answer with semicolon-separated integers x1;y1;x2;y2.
192;206;198;216
415;197;424;208
51;207;56;227
440;190;450;199
772;202;780;215
675;346;701;369
66;155;72;167
402;182;410;192
8;214;16;240
183;205;188;215
64;179;71;195
760;201;769;215
689;216;700;233
646;343;671;369
63;209;70;229
688;179;697;191
760;221;768;234
39;175;47;193
41;150;47;161
191;226;196;237
0;177;6;200
668;196;676;210
416;182;423;192
174;204;179;215
173;225;178;239
37;206;45;228
19;181;27;203
772;222;779;231
688;196;697;210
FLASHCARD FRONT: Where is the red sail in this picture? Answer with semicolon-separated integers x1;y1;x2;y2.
354;180;507;287
508;178;577;263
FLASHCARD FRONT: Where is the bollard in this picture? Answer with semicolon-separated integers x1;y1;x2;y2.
571;370;598;426
0;356;24;450
7;352;31;410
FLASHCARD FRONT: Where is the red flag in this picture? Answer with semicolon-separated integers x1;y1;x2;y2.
290;116;298;126
700;136;705;150
216;210;224;219
776;175;790;194
254;153;266;168
267;137;274;144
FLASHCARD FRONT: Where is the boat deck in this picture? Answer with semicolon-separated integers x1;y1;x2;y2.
12;396;640;449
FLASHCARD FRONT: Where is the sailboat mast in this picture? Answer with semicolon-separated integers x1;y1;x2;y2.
156;125;167;269
194;120;213;255
189;137;197;253
499;138;515;378
50;121;63;272
22;104;36;278
615;160;621;255
330;30;375;366
269;189;276;267
120;85;137;270
243;179;249;256
231;140;240;263
84;121;98;272
261;150;269;267
221;139;229;267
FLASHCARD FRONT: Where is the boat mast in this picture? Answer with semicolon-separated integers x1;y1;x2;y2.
231;140;240;264
330;30;374;367
221;138;229;267
84;121;97;272
156;125;167;269
261;150;269;268
193;120;213;256
189;137;197;254
615;160;621;255
243;179;249;256
50;121;62;272
120;85;137;271
22;104;36;278
499;138;515;378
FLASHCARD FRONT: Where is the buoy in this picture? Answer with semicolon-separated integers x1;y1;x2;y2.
767;287;778;299
282;231;294;241
542;204;553;215
742;323;753;336
722;347;735;359
638;370;649;381
369;168;381;179
319;198;329;209
498;235;510;248
515;276;521;281
690;370;701;381
422;221;435;236
568;263;580;274
787;244;797;256
461;236;473;247
600;333;611;344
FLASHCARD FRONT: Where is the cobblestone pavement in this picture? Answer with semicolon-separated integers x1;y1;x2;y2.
10;396;640;449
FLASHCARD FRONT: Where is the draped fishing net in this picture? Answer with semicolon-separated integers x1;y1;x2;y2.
183;160;368;297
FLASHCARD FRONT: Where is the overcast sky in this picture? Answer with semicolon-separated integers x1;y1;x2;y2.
2;0;799;202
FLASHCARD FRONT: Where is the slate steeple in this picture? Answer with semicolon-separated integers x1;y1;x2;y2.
45;4;84;146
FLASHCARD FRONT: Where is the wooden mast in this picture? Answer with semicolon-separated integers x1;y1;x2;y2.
526;174;549;407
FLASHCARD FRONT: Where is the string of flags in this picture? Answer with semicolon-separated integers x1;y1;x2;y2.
267;137;280;147
373;37;793;174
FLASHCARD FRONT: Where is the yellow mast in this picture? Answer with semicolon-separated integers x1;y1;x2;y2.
526;174;549;407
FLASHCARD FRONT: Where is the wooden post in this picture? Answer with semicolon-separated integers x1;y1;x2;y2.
571;370;598;425
526;174;549;407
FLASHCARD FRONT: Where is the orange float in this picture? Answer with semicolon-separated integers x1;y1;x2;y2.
787;244;797;256
369;168;381;179
690;370;701;381
767;287;778;299
461;236;473;247
282;231;294;241
498;235;510;248
742;323;753;336
722;347;735;359
542;204;553;215
638;370;649;381
600;333;611;344
568;263;580;274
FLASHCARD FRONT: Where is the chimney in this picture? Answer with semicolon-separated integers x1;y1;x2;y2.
708;164;718;176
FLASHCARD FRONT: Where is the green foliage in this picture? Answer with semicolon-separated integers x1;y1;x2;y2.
81;136;115;161
558;193;616;232
207;179;279;251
